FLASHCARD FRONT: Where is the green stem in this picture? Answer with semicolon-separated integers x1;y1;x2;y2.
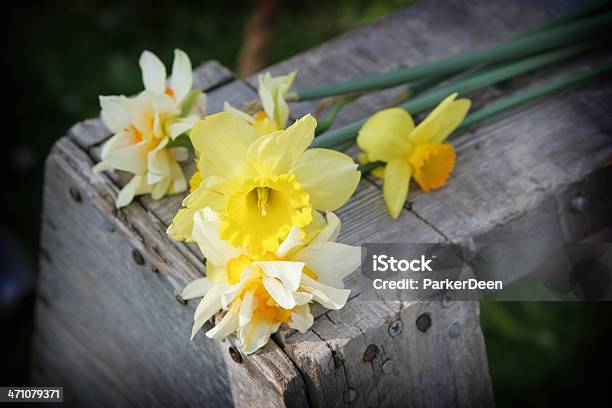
315;95;358;135
358;61;612;174
459;61;612;128
312;41;601;148
296;11;612;101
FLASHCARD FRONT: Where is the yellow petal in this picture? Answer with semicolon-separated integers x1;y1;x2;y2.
428;99;471;144
383;159;412;219
357;108;415;162
409;93;461;145
246;114;316;176
291;148;360;211
189;112;259;175
189;170;202;192
409;143;455;192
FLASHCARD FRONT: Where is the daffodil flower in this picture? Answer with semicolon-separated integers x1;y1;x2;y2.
181;208;360;354
168;112;360;255
224;71;297;136
93;49;207;207
357;93;471;218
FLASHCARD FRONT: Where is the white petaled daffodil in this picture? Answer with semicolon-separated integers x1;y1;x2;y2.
167;112;361;256
181;208;360;354
224;71;297;136
93;49;207;208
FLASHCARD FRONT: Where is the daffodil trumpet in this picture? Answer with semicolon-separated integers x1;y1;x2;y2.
312;41;600;149
168;113;360;256
294;11;612;101
93;49;207;207
181;208;361;354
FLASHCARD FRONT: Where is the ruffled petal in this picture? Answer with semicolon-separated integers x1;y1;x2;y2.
206;303;240;340
256;261;304;292
192;208;242;266
300;275;350;310
292;242;360;288
99;95;130;134
288;304;314;333
191;282;229;340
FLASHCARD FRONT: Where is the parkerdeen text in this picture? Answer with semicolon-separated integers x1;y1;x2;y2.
372;278;503;291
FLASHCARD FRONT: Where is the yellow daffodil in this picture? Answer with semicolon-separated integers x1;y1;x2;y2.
168;112;360;255
181;208;360;354
224;71;297;136
357;93;471;218
93;49;207;207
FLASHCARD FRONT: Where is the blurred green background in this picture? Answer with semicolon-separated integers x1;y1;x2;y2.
3;0;611;406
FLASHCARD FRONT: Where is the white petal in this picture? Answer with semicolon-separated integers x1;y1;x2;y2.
256;261;304;292
191;282;228;340
288;304;314;333
182;278;213;300
139;50;166;94
239;318;281;355
103;139;150;174
192;209;241;266
300;275;350;310
239;289;258;327
100;131;133;159
293;291;313;305
311;212;341;244
167;117;196;140
293;242;361;287
206;303;240;340
262;276;296;309
116;174;147;208
170;49;193;103
275;227;303;258
99;95;130;134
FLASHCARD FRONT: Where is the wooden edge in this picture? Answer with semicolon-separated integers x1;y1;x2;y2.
45;136;309;405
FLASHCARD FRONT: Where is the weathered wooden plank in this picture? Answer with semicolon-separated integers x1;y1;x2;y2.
33;137;309;407
69;60;233;150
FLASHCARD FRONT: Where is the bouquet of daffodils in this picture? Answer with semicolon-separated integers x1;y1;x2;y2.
93;2;612;354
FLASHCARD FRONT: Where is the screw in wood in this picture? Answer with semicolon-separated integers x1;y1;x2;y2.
68;187;82;203
382;359;394;374
388;319;403;337
104;220;115;233
449;322;463;338
131;249;145;266
343;388;357;403
174;288;187;305
362;344;378;362
416;313;432;332
229;346;243;364
570;195;588;212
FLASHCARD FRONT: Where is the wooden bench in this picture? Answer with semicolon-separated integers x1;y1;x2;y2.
32;0;612;406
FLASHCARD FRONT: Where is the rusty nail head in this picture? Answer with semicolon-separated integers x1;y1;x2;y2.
229;346;243;364
570;195;588;212
449;322;463;338
343;388;357;403
362;344;378;362
388;319;403;337
69;187;82;203
132;249;145;265
416;313;432;332
151;266;160;274
175;288;187;305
